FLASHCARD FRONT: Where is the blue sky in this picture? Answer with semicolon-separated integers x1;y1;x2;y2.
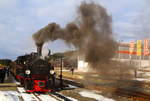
0;0;148;59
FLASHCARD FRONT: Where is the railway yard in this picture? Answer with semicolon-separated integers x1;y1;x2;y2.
0;0;150;101
0;70;150;101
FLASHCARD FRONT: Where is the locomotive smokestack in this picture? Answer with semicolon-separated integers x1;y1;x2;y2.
36;43;43;57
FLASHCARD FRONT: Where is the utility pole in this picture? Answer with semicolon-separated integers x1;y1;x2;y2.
60;58;63;89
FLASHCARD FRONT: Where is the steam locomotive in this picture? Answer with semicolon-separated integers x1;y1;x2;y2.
11;44;57;92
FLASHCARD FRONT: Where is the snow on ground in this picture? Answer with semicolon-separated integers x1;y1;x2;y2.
144;72;150;76
54;92;78;101
91;74;99;77
68;84;78;89
136;78;150;82
38;94;58;101
15;82;21;85
17;87;39;101
66;97;78;101
79;91;115;101
0;91;20;101
17;87;77;101
18;87;59;101
0;91;10;101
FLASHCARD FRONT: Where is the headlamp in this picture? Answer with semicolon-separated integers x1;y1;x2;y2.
50;70;55;75
25;69;31;75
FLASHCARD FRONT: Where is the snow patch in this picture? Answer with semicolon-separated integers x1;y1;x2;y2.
15;82;21;85
67;97;78;101
55;92;78;101
0;91;10;101
136;78;150;81
17;87;39;101
92;74;99;77
68;84;78;89
79;91;115;101
0;91;20;101
145;73;150;76
38;94;58;101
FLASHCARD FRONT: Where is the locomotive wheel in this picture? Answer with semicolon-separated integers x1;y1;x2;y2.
47;77;56;88
24;82;28;90
52;76;55;87
24;80;33;90
20;79;24;86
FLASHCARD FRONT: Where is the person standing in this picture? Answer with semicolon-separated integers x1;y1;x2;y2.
6;67;10;77
0;68;3;83
71;67;74;75
1;67;6;83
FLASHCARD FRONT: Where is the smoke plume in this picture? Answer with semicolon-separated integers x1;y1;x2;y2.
33;1;117;69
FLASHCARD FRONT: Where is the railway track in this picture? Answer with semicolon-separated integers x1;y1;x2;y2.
17;87;74;101
32;93;42;101
115;87;150;101
14;75;79;101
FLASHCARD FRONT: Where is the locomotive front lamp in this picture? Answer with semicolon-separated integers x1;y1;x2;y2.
25;69;31;75
50;70;55;75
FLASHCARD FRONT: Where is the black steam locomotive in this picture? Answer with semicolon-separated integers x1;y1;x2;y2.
11;45;57;92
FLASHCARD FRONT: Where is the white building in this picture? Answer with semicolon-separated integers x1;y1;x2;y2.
77;56;89;72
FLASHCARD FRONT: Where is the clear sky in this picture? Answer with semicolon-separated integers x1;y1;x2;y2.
0;0;148;59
